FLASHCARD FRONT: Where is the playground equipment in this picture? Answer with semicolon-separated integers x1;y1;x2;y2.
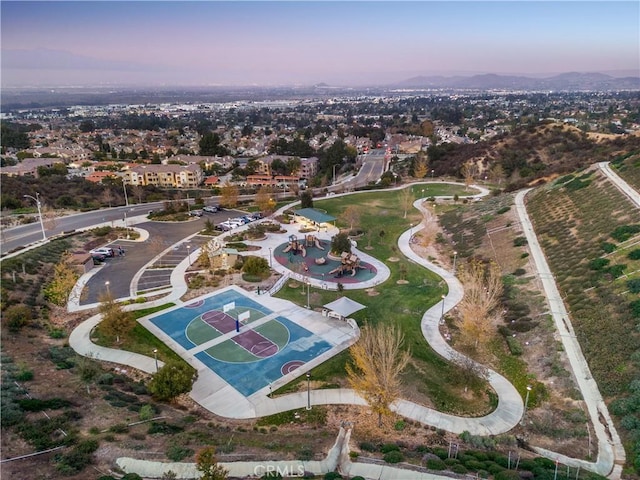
283;234;306;257
305;235;325;250
329;252;363;277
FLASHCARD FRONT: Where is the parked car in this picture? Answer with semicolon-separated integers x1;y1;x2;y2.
250;212;263;220
189;210;203;217
216;222;233;231
90;247;115;257
203;205;220;213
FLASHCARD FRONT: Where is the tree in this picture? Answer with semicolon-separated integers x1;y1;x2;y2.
413;153;429;179
75;354;101;394
340;205;362;233
44;257;79;306
242;256;270;278
455;260;504;351
4;305;32;332
489;163;505;185
399;188;414;219
255;186;276;214
148;360;197;402
346;323;410;426
460;162;478;191
199;132;228;156
98;294;135;344
331;232;351;255
219;181;239;209
196;446;228;480
300;191;314;209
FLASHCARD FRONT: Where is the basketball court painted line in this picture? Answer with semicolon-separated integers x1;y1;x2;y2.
187;312;279;355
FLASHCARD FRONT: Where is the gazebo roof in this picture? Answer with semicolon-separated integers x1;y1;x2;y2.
323;296;366;318
293;208;336;224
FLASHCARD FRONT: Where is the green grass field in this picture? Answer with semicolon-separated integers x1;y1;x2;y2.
276;184;495;416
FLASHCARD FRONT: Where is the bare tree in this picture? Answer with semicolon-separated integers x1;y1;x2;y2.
347;323;410;427
100;188;115;208
399;187;414;219
455;260;503;350
460;162;479;191
340;205;362;233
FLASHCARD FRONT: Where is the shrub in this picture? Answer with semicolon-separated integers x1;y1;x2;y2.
627;279;640;294
323;473;343;480
383;450;404;463
426;458;446;470
139;404;156;421
601;242;617;253
4;305;32;331
628;249;640;260
166;444;194;461
394;420;406;431
513;268;526;276
588;258;610;270
513;236;528;247
611;224;640;242
497;206;510;214
359;441;376;452
55;439;99;474
380;443;400;453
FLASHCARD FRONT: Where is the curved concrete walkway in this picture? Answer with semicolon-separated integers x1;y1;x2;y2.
74;181;621;479
515;188;625;478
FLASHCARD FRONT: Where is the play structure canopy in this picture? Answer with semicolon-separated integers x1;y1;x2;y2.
293;208;336;225
323;297;367;318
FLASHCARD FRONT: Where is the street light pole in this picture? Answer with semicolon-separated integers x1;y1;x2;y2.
23;192;46;241
452;251;458;274
268;247;272;268
521;385;532;425
431;169;434;179
105;281;110;296
186;245;191;264
332;164;338;185
122;180;129;207
153;349;159;372
440;294;446;325
306;372;311;410
306;277;311;309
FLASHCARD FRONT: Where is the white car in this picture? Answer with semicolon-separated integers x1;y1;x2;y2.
90;247;114;257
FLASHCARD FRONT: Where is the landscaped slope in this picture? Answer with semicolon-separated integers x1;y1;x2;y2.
526;166;640;473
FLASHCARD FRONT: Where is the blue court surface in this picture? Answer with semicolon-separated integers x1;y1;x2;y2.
148;289;331;396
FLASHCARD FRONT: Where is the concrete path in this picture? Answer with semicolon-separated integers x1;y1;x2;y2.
598;161;640;208
515;189;625;478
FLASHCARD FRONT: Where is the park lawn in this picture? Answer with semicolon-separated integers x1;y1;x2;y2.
276;185;495;416
92;303;184;365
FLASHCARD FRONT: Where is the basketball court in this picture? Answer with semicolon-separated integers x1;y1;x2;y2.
145;287;341;397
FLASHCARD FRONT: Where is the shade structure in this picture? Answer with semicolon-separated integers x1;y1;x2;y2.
323;296;366;318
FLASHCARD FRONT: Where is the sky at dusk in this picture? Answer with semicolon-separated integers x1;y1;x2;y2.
1;1;638;88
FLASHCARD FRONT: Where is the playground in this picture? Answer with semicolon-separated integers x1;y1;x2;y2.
147;288;333;397
274;234;377;284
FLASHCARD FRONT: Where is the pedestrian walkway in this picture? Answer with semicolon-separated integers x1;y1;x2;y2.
68;181;625;479
515;189;624;479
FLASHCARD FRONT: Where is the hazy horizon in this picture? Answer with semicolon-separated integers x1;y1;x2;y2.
2;1;639;88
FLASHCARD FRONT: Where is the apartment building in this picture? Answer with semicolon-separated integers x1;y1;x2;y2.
123;164;203;188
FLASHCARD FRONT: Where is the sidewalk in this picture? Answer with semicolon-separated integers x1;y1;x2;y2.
515;189;624;478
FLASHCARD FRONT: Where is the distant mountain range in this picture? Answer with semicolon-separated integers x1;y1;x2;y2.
392;72;640;91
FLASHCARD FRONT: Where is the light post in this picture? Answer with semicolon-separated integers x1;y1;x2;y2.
306;372;311;410
186;244;191;264
23;192;46;241
105;281;110;296
122;180;129;207
153;349;158;372
268;247;272;268
440;294;446;325
332;164;338;185
306;276;311;309
409;223;414;243
521;385;532;426
452;251;458;273
431;169;434;179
